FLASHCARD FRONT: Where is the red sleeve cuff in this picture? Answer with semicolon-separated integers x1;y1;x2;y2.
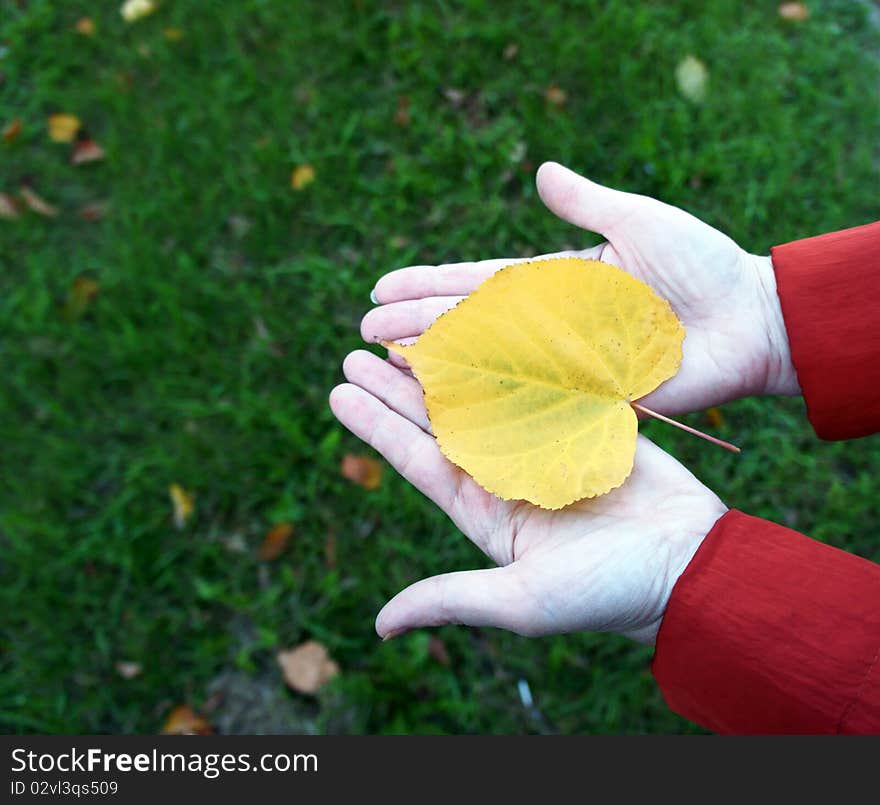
771;221;880;440
652;510;880;734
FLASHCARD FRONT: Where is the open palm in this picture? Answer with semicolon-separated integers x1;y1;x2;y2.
330;350;726;644
362;162;798;414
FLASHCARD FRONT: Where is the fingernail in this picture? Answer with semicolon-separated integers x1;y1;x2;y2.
381;629;404;642
369;288;379;305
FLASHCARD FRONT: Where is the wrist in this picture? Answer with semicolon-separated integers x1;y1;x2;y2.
750;253;800;397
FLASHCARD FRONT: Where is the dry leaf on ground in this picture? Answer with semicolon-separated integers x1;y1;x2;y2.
778;3;810;21
675;55;709;104
19;186;58;217
394;96;411;127
705;407;725;428
64;276;100;319
74;18;96;36
71;139;106;165
2;118;22;143
0;193;18;219
545;85;568;107
79;200;109;221
277;641;340;694
291;164;315;190
121;0;157;23
115;661;142;679
169;483;195;529
258;522;293;561
47;114;81;143
340;454;382;490
386;258;684;508
161;704;213;735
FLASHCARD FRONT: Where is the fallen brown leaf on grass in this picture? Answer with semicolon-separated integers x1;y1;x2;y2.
121;0;157;23
115;661;142;679
545;85;568;107
258;522;293;561
340;454;382;490
0;193;19;219
71;139;106;165
2;118;22;143
277;641;340;694
161;704;213;735
47;114;81;143
64;276;100;319
19;186;58;217
74;17;96;36
290;164;315;190
169;484;195;529
778;2;809;21
79;200;109;221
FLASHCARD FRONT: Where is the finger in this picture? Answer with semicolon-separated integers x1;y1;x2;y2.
372;248;602;304
376;566;535;638
342;350;430;432
329;383;460;512
361;296;463;343
536;161;646;237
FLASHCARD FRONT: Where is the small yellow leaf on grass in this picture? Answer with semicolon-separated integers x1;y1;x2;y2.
258;522;293;561
19;186;58;217
71;139;106;165
47;114;81;143
291;164;315;190
2;118;22;143
121;0;157;23
341;454;382;490
169;483;195;529
161;704;213;735
675;55;709;104
277;641;340;695
778;2;809;21
64;276;100;319
163;27;184;40
74;17;96;36
386;258;685;509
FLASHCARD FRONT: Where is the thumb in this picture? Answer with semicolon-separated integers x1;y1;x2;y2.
536;161;644;237
376;566;536;638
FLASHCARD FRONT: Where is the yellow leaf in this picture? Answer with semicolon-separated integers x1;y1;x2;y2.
277;641;340;694
121;0;157;23
386;258;684;509
161;704;212;735
340;453;382;490
291;164;315;190
675;55;709;104
169;483;195;529
258;522;293;561
47;114;81;143
778;3;809;21
74;17;96;36
163;27;184;40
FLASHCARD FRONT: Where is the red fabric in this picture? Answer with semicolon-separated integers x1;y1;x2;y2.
652;222;880;733
771;220;880;440
652;511;880;733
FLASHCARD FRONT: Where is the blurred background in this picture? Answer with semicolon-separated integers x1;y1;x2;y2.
1;0;878;734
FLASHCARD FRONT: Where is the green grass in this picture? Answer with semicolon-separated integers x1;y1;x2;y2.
1;0;878;734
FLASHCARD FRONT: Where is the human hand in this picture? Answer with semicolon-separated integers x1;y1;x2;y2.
330;351;727;644
362;161;800;415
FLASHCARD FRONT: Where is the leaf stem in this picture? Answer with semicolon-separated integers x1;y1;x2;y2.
631;402;741;454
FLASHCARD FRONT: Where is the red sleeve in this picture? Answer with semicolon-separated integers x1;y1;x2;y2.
771;221;880;439
651;510;880;733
